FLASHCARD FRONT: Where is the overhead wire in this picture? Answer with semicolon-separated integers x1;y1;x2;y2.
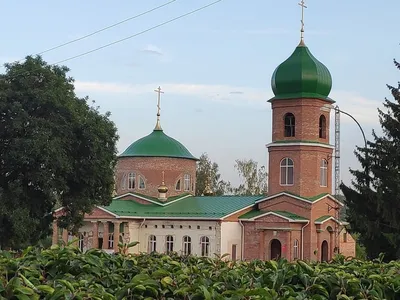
3;0;223;81
16;0;178;62
53;0;223;65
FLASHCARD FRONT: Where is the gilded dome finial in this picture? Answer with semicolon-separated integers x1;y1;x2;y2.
154;86;164;131
298;0;307;45
158;171;169;194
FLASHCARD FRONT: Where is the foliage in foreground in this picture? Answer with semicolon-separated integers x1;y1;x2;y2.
1;246;400;299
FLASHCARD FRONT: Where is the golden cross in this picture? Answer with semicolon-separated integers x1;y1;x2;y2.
298;0;307;40
154;86;164;117
154;86;164;130
162;171;165;182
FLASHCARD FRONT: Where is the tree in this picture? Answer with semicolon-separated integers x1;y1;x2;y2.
233;159;267;195
196;153;231;196
340;58;400;261
0;56;118;249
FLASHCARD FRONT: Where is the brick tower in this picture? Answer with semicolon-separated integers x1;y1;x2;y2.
267;39;335;198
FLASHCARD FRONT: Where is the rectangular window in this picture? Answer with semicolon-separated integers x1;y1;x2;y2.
184;174;190;191
128;172;135;189
343;232;347;243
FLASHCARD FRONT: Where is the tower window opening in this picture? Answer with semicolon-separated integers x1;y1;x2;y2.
284;113;296;137
139;176;145;189
121;173;127;190
320;159;328;187
280;158;294;186
319;115;327;138
175;179;181;191
184;174;191;191
128;172;136;189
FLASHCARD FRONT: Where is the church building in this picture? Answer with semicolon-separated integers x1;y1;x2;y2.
53;7;356;261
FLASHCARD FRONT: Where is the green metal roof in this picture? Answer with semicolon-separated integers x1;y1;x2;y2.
119;129;197;160
314;215;334;223
103;195;264;219
270;42;334;102
239;209;308;221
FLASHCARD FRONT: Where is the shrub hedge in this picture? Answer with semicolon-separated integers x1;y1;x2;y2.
1;245;399;299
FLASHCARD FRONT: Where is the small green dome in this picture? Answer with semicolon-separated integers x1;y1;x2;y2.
270;42;333;102
119;129;197;160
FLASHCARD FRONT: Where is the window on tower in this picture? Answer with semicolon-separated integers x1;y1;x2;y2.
184;174;191;191
139;176;145;189
280;158;294;186
175;179;181;191
320;159;328;187
128;172;135;189
284;113;296;137
121;173;127;190
319;115;327;138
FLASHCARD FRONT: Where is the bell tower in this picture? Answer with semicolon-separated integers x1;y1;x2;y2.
267;2;335;198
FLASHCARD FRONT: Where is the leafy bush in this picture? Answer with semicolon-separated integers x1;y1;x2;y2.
1;245;400;299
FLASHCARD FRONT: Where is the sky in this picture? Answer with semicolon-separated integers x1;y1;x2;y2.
0;0;399;189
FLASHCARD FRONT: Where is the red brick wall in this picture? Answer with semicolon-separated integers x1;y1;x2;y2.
242;218;305;261
258;195;312;219
339;229;356;257
271;98;331;143
268;144;333;197
116;157;196;198
116;194;153;205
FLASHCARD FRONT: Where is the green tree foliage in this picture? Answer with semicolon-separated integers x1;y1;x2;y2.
340;59;400;261
0;56;118;249
233;159;267;195
195;153;231;196
1;245;400;299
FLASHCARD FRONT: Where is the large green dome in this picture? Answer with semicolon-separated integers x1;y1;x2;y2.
270;42;333;102
119;128;197;160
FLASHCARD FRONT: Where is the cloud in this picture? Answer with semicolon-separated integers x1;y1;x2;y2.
74;80;381;124
141;44;163;56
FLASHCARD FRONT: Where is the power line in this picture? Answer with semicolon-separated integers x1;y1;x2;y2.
4;0;223;81
54;0;223;65
19;0;178;61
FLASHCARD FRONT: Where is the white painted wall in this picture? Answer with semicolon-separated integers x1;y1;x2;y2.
131;220;221;257
220;221;242;260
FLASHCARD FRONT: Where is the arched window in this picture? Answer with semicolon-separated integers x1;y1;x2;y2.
293;239;299;260
166;235;174;254
319;115;327;138
200;236;210;257
121;173;127;190
184;174;191;191
148;235;156;253
139;176;145;189
78;233;84;251
175;179;181;191
320;159;328;187
182;236;191;255
280;158;294;186
284;113;295;137
128;172;135;189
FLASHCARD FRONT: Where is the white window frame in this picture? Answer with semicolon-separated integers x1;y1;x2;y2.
166;235;174;253
200;236;210;257
293;239;299;259
280;158;294;186
128;172;135;190
182;236;191;255
138;176;145;189
184;174;191;191
108;233;114;249
175;179;181;191
320;159;328;187
121;173;127;190
148;235;156;253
